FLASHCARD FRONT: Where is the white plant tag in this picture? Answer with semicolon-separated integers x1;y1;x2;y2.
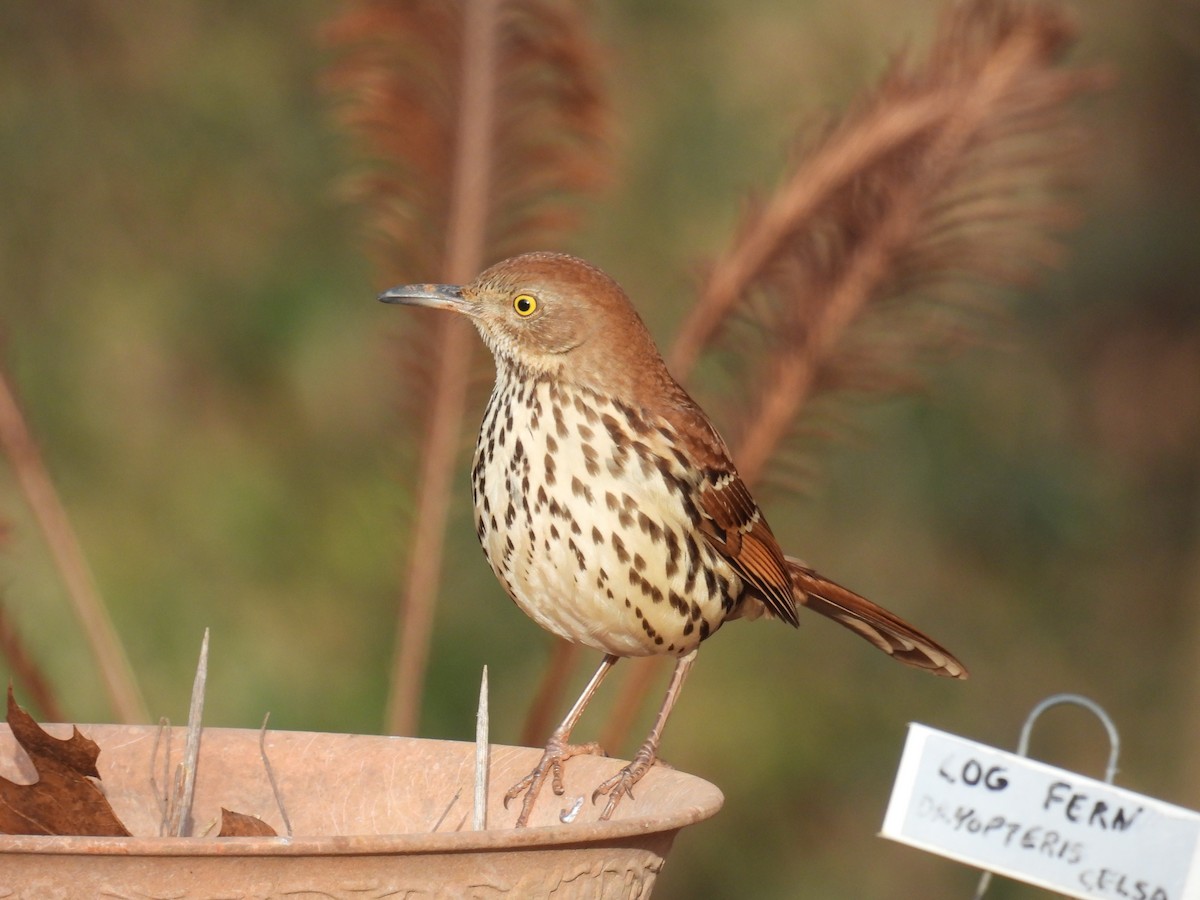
882;723;1200;900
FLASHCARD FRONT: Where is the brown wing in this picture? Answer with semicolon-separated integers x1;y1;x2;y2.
695;472;801;627
654;390;800;627
787;559;968;678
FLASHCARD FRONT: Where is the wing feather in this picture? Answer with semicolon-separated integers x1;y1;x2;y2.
696;474;800;627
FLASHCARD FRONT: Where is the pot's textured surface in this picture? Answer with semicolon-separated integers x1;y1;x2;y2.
0;724;723;898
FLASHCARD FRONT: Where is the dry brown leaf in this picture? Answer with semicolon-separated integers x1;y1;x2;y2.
217;807;277;837
0;685;130;836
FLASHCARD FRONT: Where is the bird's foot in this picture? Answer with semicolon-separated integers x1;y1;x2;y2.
591;742;659;821
506;736;607;827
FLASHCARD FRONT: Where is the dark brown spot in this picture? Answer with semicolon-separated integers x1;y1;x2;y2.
573;392;600;425
609;442;630;473
601;414;623;444
570;475;594;503
582;443;600;476
614;400;653;437
656;455;681;487
664;531;681;578
629;570;663;603
684;536;701;592
568;538;586;571
637;511;662;543
612;533;630;564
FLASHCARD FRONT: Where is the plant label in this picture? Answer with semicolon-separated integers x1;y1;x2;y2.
881;723;1200;900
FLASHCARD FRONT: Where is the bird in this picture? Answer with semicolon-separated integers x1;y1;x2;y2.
380;251;966;827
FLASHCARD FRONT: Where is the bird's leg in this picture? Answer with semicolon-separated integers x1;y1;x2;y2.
506;653;618;827
592;649;697;821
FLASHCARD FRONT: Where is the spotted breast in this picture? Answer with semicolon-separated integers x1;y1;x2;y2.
472;359;737;658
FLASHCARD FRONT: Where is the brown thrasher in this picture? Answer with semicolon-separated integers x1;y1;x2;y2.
381;251;966;827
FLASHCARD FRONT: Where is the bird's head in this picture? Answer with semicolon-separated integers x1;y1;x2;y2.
380;252;671;397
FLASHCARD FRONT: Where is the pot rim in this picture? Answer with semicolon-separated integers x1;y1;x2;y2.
0;724;724;856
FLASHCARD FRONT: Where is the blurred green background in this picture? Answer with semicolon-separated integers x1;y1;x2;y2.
2;1;1199;897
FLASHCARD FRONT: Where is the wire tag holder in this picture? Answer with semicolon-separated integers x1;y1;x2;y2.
880;694;1200;900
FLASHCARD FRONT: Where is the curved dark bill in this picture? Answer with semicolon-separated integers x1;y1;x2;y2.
378;283;468;312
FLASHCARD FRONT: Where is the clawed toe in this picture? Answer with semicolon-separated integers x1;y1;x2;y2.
507;739;606;827
591;749;657;821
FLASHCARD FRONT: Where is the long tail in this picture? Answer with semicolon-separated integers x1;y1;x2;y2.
786;558;967;679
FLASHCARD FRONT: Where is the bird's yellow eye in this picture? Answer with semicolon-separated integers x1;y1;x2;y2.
513;293;538;317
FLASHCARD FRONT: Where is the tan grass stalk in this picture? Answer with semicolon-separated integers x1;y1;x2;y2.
0;370;146;723
384;0;502;737
0;597;65;722
325;0;609;736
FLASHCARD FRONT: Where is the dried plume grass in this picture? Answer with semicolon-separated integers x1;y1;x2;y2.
678;0;1104;488
324;0;609;734
601;0;1107;751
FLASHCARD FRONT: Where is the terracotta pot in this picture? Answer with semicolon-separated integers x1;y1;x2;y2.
0;724;723;898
